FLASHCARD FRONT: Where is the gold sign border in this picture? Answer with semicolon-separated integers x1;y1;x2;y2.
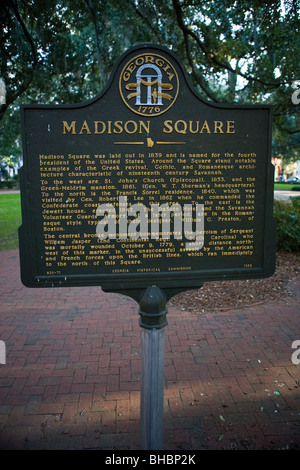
119;53;179;117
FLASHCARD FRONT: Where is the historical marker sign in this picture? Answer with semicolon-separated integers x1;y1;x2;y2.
19;44;276;298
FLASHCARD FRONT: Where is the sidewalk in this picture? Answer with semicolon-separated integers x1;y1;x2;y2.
0;189;20;195
0;249;299;450
274;189;300;200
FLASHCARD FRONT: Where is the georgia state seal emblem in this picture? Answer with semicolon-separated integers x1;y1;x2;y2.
119;53;179;117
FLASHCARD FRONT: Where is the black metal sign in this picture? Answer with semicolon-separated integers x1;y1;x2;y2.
19;44;276;299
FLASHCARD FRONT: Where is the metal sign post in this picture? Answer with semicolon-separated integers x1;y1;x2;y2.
139;286;168;450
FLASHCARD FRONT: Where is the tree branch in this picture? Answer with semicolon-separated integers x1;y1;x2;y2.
284;127;300;134
8;0;38;68
172;0;282;91
125;0;162;43
0;0;39;121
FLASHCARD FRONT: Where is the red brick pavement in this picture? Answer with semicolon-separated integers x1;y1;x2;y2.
0;249;300;450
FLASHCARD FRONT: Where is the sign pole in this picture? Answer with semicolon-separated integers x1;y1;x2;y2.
139;286;168;450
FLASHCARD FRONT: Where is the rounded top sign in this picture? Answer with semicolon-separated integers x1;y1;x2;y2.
119;52;179;117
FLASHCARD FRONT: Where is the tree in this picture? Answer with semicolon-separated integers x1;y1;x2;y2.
1;0;299;163
170;0;300;161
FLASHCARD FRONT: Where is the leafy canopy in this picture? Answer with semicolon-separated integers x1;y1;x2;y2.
1;0;299;163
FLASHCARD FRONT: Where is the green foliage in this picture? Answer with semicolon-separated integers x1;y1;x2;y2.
0;0;299;162
273;198;300;252
0;175;19;189
274;182;300;190
0;193;21;251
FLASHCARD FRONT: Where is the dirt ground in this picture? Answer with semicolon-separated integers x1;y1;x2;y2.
169;251;300;314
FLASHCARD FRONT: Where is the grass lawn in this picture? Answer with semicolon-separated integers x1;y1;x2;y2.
0;193;21;251
274;183;300;190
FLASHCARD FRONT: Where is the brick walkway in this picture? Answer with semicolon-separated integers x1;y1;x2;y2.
0;249;299;450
